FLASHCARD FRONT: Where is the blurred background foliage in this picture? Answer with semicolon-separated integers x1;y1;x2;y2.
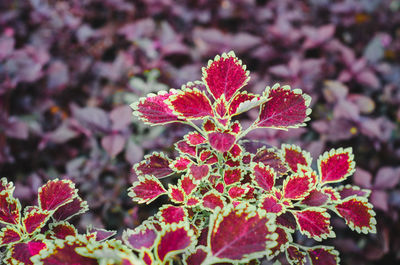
0;0;399;264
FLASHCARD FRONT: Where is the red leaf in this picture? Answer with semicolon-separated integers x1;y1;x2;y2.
270;227;292;258
286;245;306;265
171;157;192;171
38;179;77;211
176;140;197;157
135;153;173;179
141;251;154;265
0;193;20;225
185;132;206;145
301;189;329;206
159;205;187;224
228;186;247;199
307;246;340;265
259;195;284;214
214;97;228;118
131;90;181;125
209;203;277;260
256;84;311;129
179;175;198;195
52;196;88;222
7;240;47;265
128;176;167;204
202;51;250;101
203;119;216;132
281;144;311;172
283;172;312;200
224;168;242;185
168;185;185;203
334;196;376;233
252;147;288;175
0;226;21;246
208;132;236;153
202;191;225;210
229;92;262;116
186;197;201;207
322;186;340;201
190;164;210;181
252;163;276;192
199;150;218;164
49;222;77;240
168;87;213;119
184;246;208;265
22;207;51;235
336;185;371;200
293;208;334;241
101;134;126;157
123;225;157;250
156;225;195;262
318;148;355;185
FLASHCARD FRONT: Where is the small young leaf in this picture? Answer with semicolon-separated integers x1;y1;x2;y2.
259;195;284;214
318;147;355;185
0;193;21;225
128;176;167;204
159;205;187;225
135;152;174;179
22;207;51;235
202;191;225;211
281;144;312;172
6;240;47;265
283;172;312;200
336;184;371;199
224;168;242;185
208;132;236;153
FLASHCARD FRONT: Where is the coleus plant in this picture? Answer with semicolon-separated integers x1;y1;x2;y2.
0;51;376;265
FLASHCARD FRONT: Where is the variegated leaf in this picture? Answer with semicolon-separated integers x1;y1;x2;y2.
184;132;206;146
224;168;242;186
307;246;340;265
286;245;307;265
167;87;213;119
48;221;77;240
38;179;77;211
22;207;51;235
256;84;311;129
123;224;157;251
252;163;276;192
281;144;312;172
158;205;187;225
135;152;174;179
269;227;292;258
208;131;236;153
202;191;225;211
301;189;330;206
202;51;250;102
0;226;21;246
259;194;284;214
183;246;208;265
6;240;48;265
229;92;263;116
292;208;335;241
252;147;288;175
283;172;312;200
318;148;355;185
128;176;167;204
52;196;88;221
0;192;20;225
336;184;371;199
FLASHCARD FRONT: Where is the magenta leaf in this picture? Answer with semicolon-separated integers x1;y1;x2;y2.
176;140;197;157
22;207;51;235
190;164;210;181
131;90;181;125
281;144;311;172
229;92;262;116
208;132;236;153
202;51;250;101
179;175;198;195
283;172;312;200
155;224;195;262
135;152;174;179
0;226;21;246
224;168;242;185
52;196;88;221
6;240;47;265
48;222;77;240
208;203;277;261
128;176;167;204
87;226;116;241
167;87;213;119
168;185;185;203
307;246;340;265
185;132;206;145
293;208;334;241
252;147;288;175
318;148;355;185
0;193;20;225
38;179;77;211
158;205;187;224
334;196;376;233
259;194;284;214
256;84;311;129
252;163;276;192
123;225;157;251
301;189;330;206
202;191;225;210
183;246;208;265
0;178;13;193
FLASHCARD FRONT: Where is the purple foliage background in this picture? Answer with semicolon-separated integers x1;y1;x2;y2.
0;0;399;264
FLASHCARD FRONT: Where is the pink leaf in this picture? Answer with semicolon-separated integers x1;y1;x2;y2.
190;164;210;181
101;134;126;157
176;140;197;157
185;132;206;145
202;51;250;101
179;175;198;195
318;148;355;185
259;195;283;214
281;144;311;172
334;196;376;233
256;84;311;129
168;185;185;203
128;176;167;204
209;203;277;260
252;163;276;192
159;205;186;224
293;208;334;241
208;132;236;153
123;226;157;250
38;179;77;211
135;153;173;179
7;241;47;265
49;222;77;240
228;186;247;199
301;189;329;206
131;90;181;125
202;192;225;210
224;168;242;185
168;87;213;119
156;225;194;262
283;172;312;200
252;147;288;175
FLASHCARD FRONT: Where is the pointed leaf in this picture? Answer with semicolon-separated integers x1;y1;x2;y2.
171;157;192;171
128;176;167;204
203;191;225;210
168;185;185;203
48;222;77;240
0;226;21;246
307;246;340;265
224;168;242;185
0;192;20;225
186;196;201;207
228;186;248;199
135;152;174;179
214;97;228;118
334;196;376;233
184;132;206;145
208;203;277;261
202;51;250;101
252;163;276;192
22;207;51;235
177;140;197;157
256;84;311;129
208;132;236;153
52;196;89;221
283;172;312;200
281;144;311;172
336;184;371;199
301;189;329;206
123;225;157;251
286;245;306;265
6;240;47;265
252;147;287;175
293;208;334;241
190;164;210;181
159;205;187;224
318;148;355;185
259;195;284;214
38;179;77;211
179;174;198;195
167;87;213;119
229;92;262;116
131;90;181;125
156;224;195;262
322;186;340;202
